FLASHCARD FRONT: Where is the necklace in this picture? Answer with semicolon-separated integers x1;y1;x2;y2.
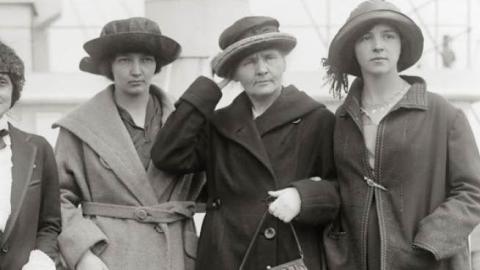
361;82;410;115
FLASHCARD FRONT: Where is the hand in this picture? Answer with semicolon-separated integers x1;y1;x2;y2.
22;250;55;270
76;250;109;270
268;188;301;223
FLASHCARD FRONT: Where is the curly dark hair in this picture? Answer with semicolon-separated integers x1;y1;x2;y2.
0;41;25;107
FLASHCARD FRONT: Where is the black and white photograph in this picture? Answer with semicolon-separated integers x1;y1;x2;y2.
0;0;480;269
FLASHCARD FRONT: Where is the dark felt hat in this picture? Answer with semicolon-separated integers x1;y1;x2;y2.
211;16;296;78
79;17;181;75
327;0;424;76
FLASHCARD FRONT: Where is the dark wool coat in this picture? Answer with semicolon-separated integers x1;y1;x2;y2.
324;76;480;270
54;85;204;270
151;76;339;270
0;125;61;270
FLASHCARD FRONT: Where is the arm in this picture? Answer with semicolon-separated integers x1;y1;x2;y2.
292;109;339;225
55;129;108;269
269;108;340;224
21;137;61;270
35;137;61;259
413;110;480;260
151;76;222;173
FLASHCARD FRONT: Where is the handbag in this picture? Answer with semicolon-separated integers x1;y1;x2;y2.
239;210;308;270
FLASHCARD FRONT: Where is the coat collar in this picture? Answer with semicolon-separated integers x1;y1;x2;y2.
54;84;173;206
212;85;321;177
338;75;428;123
1;124;36;245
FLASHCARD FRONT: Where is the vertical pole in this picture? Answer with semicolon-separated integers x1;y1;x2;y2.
466;0;472;68
434;0;439;68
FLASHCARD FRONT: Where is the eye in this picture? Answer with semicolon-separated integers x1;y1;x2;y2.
141;56;155;63
116;57;130;63
0;78;9;86
240;58;255;66
384;33;397;39
359;34;372;42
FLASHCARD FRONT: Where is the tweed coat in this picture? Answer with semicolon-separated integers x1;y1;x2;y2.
324;76;480;270
151;77;340;270
54;85;204;270
0;125;61;270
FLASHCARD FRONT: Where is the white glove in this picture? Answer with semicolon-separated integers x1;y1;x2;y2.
22;249;55;270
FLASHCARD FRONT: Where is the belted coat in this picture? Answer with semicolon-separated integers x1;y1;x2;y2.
324;76;480;270
151;77;340;270
54;85;204;270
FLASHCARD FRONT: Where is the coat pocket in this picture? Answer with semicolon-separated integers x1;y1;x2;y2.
28;178;41;187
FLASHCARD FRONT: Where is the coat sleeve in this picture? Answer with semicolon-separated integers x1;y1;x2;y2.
291;108;340;225
55;128;108;269
151;76;222;173
413;109;480;260
35;136;61;261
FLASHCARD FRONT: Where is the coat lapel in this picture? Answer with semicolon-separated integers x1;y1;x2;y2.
213;93;274;177
54;85;171;206
254;85;322;135
1;125;36;245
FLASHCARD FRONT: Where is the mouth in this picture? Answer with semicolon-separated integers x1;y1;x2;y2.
254;80;272;85
370;57;388;62
128;80;145;85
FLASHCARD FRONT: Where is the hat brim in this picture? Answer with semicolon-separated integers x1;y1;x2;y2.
79;56;103;76
83;32;181;67
328;10;424;76
211;32;296;78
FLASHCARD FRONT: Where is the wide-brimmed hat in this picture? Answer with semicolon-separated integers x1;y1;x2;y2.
327;0;424;76
79;17;181;76
211;16;296;78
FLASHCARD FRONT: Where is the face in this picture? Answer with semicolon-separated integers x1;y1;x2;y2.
111;52;156;96
354;23;401;76
0;73;13;117
233;49;286;100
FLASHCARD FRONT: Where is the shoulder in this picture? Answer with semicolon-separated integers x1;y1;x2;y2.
10;125;53;153
54;86;114;128
426;91;460;122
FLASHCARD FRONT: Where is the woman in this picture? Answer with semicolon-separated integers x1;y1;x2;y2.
54;17;204;270
151;16;339;269
323;1;480;269
0;41;60;270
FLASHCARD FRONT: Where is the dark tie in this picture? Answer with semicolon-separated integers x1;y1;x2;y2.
0;129;8;149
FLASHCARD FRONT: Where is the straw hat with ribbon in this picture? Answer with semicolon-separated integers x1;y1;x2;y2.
211;16;297;78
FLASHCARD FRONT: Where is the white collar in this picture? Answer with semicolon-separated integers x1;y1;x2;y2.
0;116;8;131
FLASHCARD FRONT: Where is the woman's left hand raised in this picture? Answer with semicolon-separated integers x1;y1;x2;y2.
267;188;301;223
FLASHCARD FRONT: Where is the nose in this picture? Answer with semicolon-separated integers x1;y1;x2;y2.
372;36;385;53
130;59;141;76
255;58;268;75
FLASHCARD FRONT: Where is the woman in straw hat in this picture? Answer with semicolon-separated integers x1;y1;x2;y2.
53;17;204;270
322;1;480;269
151;16;339;269
0;41;60;270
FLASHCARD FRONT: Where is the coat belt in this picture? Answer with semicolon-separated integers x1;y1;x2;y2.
82;201;197;270
81;201;196;223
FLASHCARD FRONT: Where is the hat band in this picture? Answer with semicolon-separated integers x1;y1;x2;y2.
238;25;279;41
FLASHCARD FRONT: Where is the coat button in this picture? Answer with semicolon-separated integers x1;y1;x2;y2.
154;224;163;233
1;246;8;254
264;227;276;239
134;209;148;221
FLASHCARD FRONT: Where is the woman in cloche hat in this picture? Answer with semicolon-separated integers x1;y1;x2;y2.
322;1;480;269
0;41;60;270
54;17;204;270
151;16;339;269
